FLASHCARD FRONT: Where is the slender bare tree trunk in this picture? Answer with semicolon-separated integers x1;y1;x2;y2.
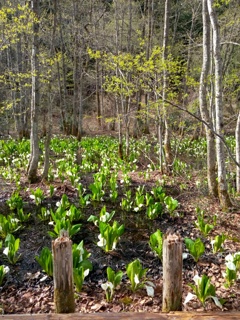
144;0;154;134
162;0;172;172
156;92;164;174
72;2;79;136
96;58;102;128
114;0;123;159
27;0;40;183
183;2;201;107
199;0;217;197
42;0;57;180
57;3;68;134
77;60;83;141
236;111;240;193
15;40;29;139
207;0;231;208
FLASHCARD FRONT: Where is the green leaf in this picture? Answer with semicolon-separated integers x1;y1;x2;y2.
184;238;205;262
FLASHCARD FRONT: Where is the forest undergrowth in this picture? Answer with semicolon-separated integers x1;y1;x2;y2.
0;134;240;314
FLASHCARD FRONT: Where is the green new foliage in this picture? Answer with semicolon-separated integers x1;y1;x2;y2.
164;196;179;216
72;240;92;270
73;267;90;293
126;259;148;292
30;188;45;206
149;230;163;261
89;180;105;201
3;234;21;265
121;190;133;212
0;214;21;239
16;208;31;223
49;185;55;197
66;165;80;187
109;174;118;202
195;208;214;237
35;247;53;277
145;193;154;207
88;205;115;226
6;192;23;211
72;241;92;292
224;252;240;287
48;218;81;239
0;265;9;286
101;267;123;302
38;207;51;222
172;159;189;175
107;266;123;289
97;221;124;252
184;238;205;262
66;204;82;222
56;194;70;211
0;4;35;52
48;195;81;238
77;184;91;208
185;274;222;309
134;186;145;212
151;186;165;202
211;234;226;254
146;202;163;220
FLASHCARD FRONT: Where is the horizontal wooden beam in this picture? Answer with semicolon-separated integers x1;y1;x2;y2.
0;312;240;320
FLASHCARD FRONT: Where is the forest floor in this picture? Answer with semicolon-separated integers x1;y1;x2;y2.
1;135;240;314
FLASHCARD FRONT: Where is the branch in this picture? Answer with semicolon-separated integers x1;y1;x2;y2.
160;96;240;168
221;41;240;46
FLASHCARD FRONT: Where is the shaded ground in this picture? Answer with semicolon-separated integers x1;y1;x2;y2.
0;167;240;314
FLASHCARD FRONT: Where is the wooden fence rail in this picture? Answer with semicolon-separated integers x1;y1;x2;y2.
0;312;240;320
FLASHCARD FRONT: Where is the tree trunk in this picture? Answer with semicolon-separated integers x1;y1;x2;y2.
96;58;102;128
27;0;40;183
236;111;240;193
199;0;217;197
72;8;79;137
162;0;172;172
42;0;57;180
57;3;68;134
14;40;29;139
77;65;83;141
117;97;123;160
207;0;231;209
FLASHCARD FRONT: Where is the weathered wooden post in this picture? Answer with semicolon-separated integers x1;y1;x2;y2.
52;230;75;313
162;230;182;312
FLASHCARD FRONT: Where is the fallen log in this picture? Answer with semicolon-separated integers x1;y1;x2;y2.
0;312;240;320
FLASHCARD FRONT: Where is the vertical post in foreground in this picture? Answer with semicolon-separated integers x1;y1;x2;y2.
52;231;75;313
162;230;182;312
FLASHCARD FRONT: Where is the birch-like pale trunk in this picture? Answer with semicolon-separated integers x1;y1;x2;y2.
27;0;40;183
199;0;217;197
207;0;231;208
236;111;240;193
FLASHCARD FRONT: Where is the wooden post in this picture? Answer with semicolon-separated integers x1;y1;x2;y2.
52;230;75;313
162;230;182;312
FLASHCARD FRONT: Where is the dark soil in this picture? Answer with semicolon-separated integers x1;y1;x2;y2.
0;168;240;314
